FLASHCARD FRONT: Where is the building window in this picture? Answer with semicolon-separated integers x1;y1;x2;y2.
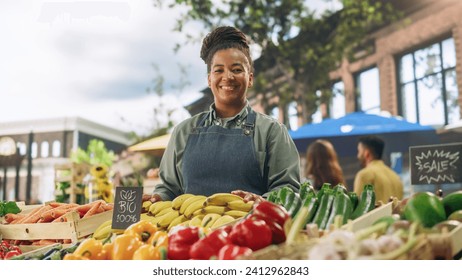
40;141;49;158
31;142;37;158
331;81;346;119
356;67;380;114
17;142;26;155
398;37;458;126
52;140;61;157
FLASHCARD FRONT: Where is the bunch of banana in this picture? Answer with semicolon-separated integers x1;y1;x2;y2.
144;193;256;231
92;219;124;240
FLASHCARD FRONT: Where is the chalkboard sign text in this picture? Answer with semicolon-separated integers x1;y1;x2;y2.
112;186;143;230
410;143;462;185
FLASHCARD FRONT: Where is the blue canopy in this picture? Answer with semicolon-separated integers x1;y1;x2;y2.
290;112;434;139
289;112;439;157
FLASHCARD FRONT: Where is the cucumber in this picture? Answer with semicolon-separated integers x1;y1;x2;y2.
351;184;376;220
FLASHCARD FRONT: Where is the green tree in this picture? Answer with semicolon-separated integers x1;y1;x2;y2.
153;0;401;127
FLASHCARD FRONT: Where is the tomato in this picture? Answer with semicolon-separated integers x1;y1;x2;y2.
4;250;21;259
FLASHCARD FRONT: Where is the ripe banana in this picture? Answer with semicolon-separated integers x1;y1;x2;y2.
179;195;206;214
201;213;222;228
140;213;159;224
142;200;153;212
167;214;188;231
224;210;249;218
227;200;254;212
189;215;205;227
184;197;207;218
204;193;243;206
93;220;112;240
156;210;180;228
149;201;173;216
172;193;195;210
156;206;175;217
200;205;227;215
211;215;236;229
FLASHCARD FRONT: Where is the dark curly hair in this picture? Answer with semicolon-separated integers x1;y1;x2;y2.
200;26;253;73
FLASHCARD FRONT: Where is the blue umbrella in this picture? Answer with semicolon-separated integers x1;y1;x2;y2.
289;112;439;157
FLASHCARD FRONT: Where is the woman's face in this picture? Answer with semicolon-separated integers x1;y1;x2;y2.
208;48;253;110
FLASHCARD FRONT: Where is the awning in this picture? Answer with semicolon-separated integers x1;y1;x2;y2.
127;134;171;155
289;112;439;157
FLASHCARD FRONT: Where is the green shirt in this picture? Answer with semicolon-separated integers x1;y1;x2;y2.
353;159;404;203
154;102;301;200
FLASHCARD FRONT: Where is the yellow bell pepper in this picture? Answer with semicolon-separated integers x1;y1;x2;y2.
111;234;143;260
71;238;106;260
132;244;167;260
149;230;168;247
103;242;114;260
131;230;168;260
125;220;158;243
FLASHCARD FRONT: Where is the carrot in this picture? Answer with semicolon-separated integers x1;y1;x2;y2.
83;201;103;218
4;213;26;224
52;216;67;223
76;200;104;217
63;239;72;244
20;205;53;224
101;203;114;211
48;202;67;208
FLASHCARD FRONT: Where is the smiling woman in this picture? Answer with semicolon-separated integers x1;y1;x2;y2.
144;26;301;203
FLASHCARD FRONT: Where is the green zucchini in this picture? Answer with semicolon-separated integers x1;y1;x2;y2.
301;193;319;225
351;184;376;220
348;191;359;211
299;181;315;201
325;191;353;228
316;183;331;201
312;188;335;229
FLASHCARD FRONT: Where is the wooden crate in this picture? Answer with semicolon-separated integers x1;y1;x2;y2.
341;201;393;232
54;162;90;204
428;222;462;259
0;209;112;244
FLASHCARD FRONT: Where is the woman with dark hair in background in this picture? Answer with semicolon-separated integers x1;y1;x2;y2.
305;139;346;190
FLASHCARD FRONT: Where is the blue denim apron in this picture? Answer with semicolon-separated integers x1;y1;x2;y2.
182;109;265;196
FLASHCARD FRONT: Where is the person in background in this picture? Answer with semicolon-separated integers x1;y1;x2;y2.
305;139;346;190
143;26;300;203
354;135;403;203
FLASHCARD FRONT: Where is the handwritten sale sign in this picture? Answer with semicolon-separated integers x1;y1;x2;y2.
112;186;143;229
410;142;462;185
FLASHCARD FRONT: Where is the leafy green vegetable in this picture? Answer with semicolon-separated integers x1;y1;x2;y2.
0;201;21;217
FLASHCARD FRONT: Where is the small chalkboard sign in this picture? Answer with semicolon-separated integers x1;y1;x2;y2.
410;142;462;185
112;186;143;230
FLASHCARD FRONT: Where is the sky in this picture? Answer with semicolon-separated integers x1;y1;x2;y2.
0;0;341;137
0;0;207;136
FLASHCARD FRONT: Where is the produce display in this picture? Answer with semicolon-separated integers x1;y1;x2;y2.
1;188;461;261
267;182;376;231
0;200;114;246
141;193;254;231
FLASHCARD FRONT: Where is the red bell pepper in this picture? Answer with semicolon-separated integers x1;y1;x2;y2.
189;227;230;260
228;217;272;251
252;200;290;244
217;244;252;260
167;227;201;260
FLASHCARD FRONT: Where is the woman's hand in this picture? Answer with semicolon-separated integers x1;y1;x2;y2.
231;190;264;203
142;193;162;203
